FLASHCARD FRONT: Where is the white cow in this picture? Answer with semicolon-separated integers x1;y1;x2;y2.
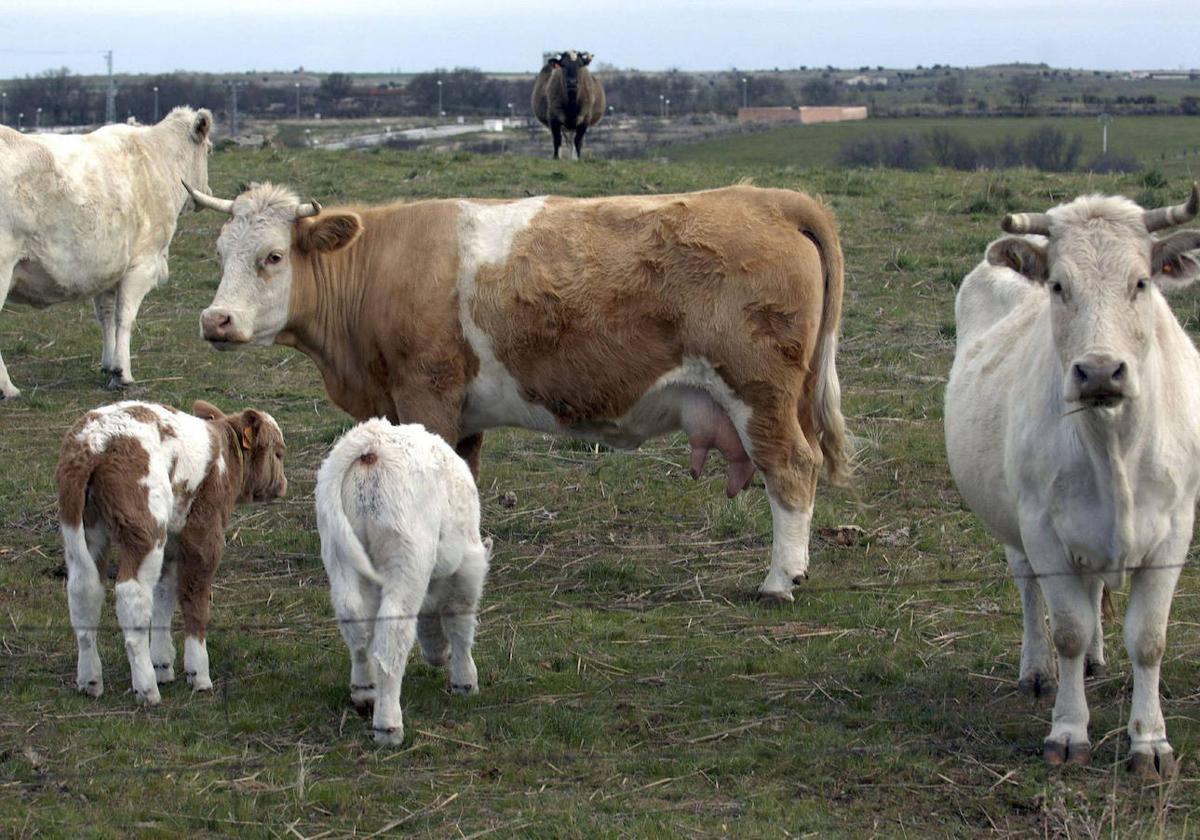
945;185;1200;779
0;107;213;398
315;418;492;745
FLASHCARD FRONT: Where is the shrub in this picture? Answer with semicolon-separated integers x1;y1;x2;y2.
1085;152;1141;174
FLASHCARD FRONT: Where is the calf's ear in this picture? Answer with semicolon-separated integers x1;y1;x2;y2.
1152;230;1200;291
193;399;225;420
986;237;1048;283
296;212;364;254
240;409;262;449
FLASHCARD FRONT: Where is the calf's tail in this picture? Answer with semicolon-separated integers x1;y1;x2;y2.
316;445;385;587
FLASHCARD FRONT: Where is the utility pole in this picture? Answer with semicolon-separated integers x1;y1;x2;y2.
104;50;116;124
437;79;443;118
153;85;159;122
1099;113;1112;155
742;77;748;109
225;80;242;136
295;82;301;119
1;92;6;126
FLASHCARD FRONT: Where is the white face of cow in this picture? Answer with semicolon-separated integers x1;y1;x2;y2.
196;184;360;348
988;190;1200;410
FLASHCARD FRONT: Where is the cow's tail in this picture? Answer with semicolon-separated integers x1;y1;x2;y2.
798;197;851;486
56;451;95;570
316;439;385;588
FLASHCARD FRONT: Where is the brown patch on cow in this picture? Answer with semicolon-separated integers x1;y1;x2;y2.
278;198;477;442
359;451;378;466
124;405;159;425
158;421;177;439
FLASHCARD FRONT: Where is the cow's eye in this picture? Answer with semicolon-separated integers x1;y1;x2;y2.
1135;278;1148;292
265;252;283;265
1050;281;1063;296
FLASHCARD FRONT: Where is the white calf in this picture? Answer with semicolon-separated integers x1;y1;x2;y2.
315;419;491;745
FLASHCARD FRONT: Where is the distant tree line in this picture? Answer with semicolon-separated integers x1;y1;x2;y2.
837;125;1140;173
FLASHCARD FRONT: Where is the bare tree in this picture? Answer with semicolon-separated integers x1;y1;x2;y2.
1007;74;1042;113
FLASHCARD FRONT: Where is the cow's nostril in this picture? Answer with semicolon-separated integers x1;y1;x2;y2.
219;315;232;329
1073;364;1089;383
1112;362;1126;381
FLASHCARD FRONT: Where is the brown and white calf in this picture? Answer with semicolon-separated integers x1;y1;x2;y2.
56;400;287;704
189;181;848;601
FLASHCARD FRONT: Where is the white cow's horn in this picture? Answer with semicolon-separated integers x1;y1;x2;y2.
183;181;235;215
296;199;322;218
1143;182;1200;232
1001;212;1051;236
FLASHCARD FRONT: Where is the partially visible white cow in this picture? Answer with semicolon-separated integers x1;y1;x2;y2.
945;185;1200;779
0;107;213;397
315;418;492;745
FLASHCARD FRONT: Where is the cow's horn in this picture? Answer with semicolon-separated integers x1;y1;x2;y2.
296;199;322;218
183;181;235;214
1001;212;1051;236
1143;182;1200;232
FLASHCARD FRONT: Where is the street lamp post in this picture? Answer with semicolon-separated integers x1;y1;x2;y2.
742;77;748;109
35;107;42;130
17;112;23;130
665;98;670;119
658;93;664;118
294;82;301;119
1;92;6;126
153;86;159;122
437;79;443;118
507;102;514;123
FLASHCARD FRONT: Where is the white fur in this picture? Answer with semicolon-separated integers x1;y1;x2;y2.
184;635;212;691
945;198;1200;768
315;419;491;746
0;108;213;395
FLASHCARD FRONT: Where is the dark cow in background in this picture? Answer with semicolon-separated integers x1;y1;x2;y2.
187;181;848;602
532;50;606;160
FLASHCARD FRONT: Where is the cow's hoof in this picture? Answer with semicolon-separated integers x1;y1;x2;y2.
105;371;132;390
184;670;213;691
78;679;103;698
1084;658;1107;679
135;686;162;706
373;726;404;746
1018;672;1057;699
451;682;478;696
1128;749;1176;781
756;589;795;604
1044;738;1090;767
154;663;175;684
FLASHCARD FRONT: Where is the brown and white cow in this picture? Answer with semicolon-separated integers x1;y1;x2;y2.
188;182;848;601
57;399;287;704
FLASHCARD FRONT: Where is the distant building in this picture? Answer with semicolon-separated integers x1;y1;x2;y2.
737;106;868;125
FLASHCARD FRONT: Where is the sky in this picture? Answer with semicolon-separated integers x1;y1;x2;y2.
0;0;1197;78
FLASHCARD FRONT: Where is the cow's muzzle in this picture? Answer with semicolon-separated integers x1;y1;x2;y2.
200;308;248;345
1070;354;1128;407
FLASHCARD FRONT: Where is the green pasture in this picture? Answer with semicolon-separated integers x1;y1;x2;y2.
1;150;1199;837
665;115;1200;177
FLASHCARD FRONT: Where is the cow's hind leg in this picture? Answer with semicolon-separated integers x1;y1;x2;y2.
327;556;382;714
1007;546;1056;698
94;290;118;375
439;537;490;695
150;549;178;684
176;522;226;692
64;521;107;697
108;258;163;389
114;540;166;705
369;532;436;745
734;389;821;601
0;252;22;400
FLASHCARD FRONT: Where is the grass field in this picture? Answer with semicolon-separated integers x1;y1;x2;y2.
2;150;1200;837
664;115;1200;177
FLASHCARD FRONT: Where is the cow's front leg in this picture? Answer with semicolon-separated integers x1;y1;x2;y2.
1124;540;1186;780
1037;569;1099;766
108;260;162;389
550;121;564;160
1006;547;1056;697
0;256;21;400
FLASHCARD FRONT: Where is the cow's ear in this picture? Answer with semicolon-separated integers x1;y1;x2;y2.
190;109;213;144
1152;230;1200;291
296;212;364;254
240;409;262;449
986;237;1048;283
193;399;225;421
580;52;593;66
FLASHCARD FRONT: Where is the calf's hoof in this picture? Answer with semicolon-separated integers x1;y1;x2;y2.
77;678;104;698
154;663;176;684
1018;672;1057;699
1044;738;1090;767
373;725;404;746
1128;749;1176;781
